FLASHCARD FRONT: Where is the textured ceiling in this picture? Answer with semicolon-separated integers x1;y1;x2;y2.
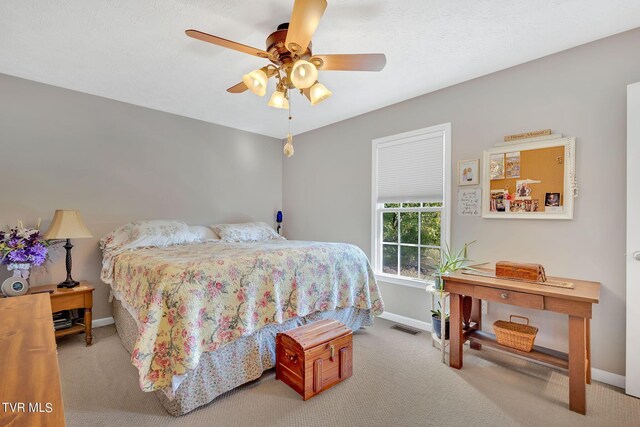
1;1;639;138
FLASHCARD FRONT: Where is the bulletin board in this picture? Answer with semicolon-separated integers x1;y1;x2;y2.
482;137;576;219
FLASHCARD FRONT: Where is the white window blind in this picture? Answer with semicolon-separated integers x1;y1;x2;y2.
376;130;445;203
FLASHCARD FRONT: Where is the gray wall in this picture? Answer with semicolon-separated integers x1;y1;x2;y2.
0;73;283;319
282;28;640;376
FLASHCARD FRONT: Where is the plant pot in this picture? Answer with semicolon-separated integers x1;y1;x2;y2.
432;315;450;340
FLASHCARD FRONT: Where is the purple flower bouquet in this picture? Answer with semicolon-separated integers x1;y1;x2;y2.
0;221;50;279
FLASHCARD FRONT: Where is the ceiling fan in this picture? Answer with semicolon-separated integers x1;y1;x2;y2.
185;0;386;110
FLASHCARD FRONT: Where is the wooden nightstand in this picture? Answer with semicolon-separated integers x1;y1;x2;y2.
29;281;94;346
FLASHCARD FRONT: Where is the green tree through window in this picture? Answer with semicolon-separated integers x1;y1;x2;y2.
381;202;442;280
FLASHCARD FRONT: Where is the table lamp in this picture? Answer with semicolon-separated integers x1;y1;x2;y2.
44;210;93;288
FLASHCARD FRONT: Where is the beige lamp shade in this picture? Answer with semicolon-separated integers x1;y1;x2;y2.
44;210;93;239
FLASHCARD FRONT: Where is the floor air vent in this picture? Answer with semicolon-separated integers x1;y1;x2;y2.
390;324;421;335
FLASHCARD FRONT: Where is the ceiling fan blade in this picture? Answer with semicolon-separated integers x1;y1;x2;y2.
311;54;387;71
227;82;248;93
285;0;327;54
301;88;312;102
186;29;272;60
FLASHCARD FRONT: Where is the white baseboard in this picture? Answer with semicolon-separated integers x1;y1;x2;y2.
591;368;625;389
92;316;115;328
377;312;627;390
378;311;432;332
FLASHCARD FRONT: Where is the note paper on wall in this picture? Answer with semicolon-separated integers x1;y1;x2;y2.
458;188;481;216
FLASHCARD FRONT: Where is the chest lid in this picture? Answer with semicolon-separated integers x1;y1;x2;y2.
281;319;352;351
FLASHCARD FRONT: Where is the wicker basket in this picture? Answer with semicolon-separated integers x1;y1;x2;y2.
493;315;538;352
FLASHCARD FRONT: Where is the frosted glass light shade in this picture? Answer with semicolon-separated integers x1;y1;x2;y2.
309;81;332;105
268;90;289;109
242;68;268;96
44;210;93;239
290;59;318;89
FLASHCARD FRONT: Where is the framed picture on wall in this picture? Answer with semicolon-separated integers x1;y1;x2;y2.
458;159;479;186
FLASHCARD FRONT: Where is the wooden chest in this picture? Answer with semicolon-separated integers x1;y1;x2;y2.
496;261;547;282
276;319;353;400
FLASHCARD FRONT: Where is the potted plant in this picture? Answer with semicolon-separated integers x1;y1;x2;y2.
431;301;450;340
432;240;475;290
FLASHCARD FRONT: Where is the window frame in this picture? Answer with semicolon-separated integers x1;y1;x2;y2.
371;123;452;289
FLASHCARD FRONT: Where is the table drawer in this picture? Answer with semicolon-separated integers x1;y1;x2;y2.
474;286;544;310
445;281;475;296
50;293;85;312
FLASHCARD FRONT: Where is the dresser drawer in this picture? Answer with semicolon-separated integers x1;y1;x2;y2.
474;286;544;309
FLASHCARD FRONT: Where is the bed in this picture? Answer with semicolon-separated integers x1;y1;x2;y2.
100;221;384;416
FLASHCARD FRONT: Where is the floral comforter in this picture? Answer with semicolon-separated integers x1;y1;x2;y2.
108;240;384;394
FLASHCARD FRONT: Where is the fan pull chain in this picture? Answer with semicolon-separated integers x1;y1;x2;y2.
284;94;294;158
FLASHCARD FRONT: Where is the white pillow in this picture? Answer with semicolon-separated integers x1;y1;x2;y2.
188;225;220;241
100;220;199;285
100;220;198;254
211;222;284;243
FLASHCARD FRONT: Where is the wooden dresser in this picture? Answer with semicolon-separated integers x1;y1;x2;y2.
444;270;600;415
0;294;66;426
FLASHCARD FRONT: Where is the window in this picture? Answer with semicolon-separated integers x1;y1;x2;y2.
371;123;451;288
380;202;443;280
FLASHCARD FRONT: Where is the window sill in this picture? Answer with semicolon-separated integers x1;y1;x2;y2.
374;273;434;290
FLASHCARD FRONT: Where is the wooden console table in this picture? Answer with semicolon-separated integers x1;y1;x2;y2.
443;270;600;415
0;294;66;426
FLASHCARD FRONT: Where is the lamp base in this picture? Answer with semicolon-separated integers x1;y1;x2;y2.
57;280;80;289
58;239;80;288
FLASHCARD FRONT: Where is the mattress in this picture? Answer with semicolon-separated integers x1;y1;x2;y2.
113;298;374;416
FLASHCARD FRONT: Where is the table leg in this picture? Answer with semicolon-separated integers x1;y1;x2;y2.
441;294;447;364
470;297;482;350
586;318;591;385
569;315;587;414
450;293;463;369
85;308;93;346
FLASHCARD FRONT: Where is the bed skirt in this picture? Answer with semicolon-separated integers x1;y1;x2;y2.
112;299;374;416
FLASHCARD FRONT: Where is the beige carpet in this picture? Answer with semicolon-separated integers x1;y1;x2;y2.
57;318;639;427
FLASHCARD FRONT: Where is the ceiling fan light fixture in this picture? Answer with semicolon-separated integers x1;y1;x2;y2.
268;90;289;109
309;81;332;105
242;68;268;96
290;59;318;89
